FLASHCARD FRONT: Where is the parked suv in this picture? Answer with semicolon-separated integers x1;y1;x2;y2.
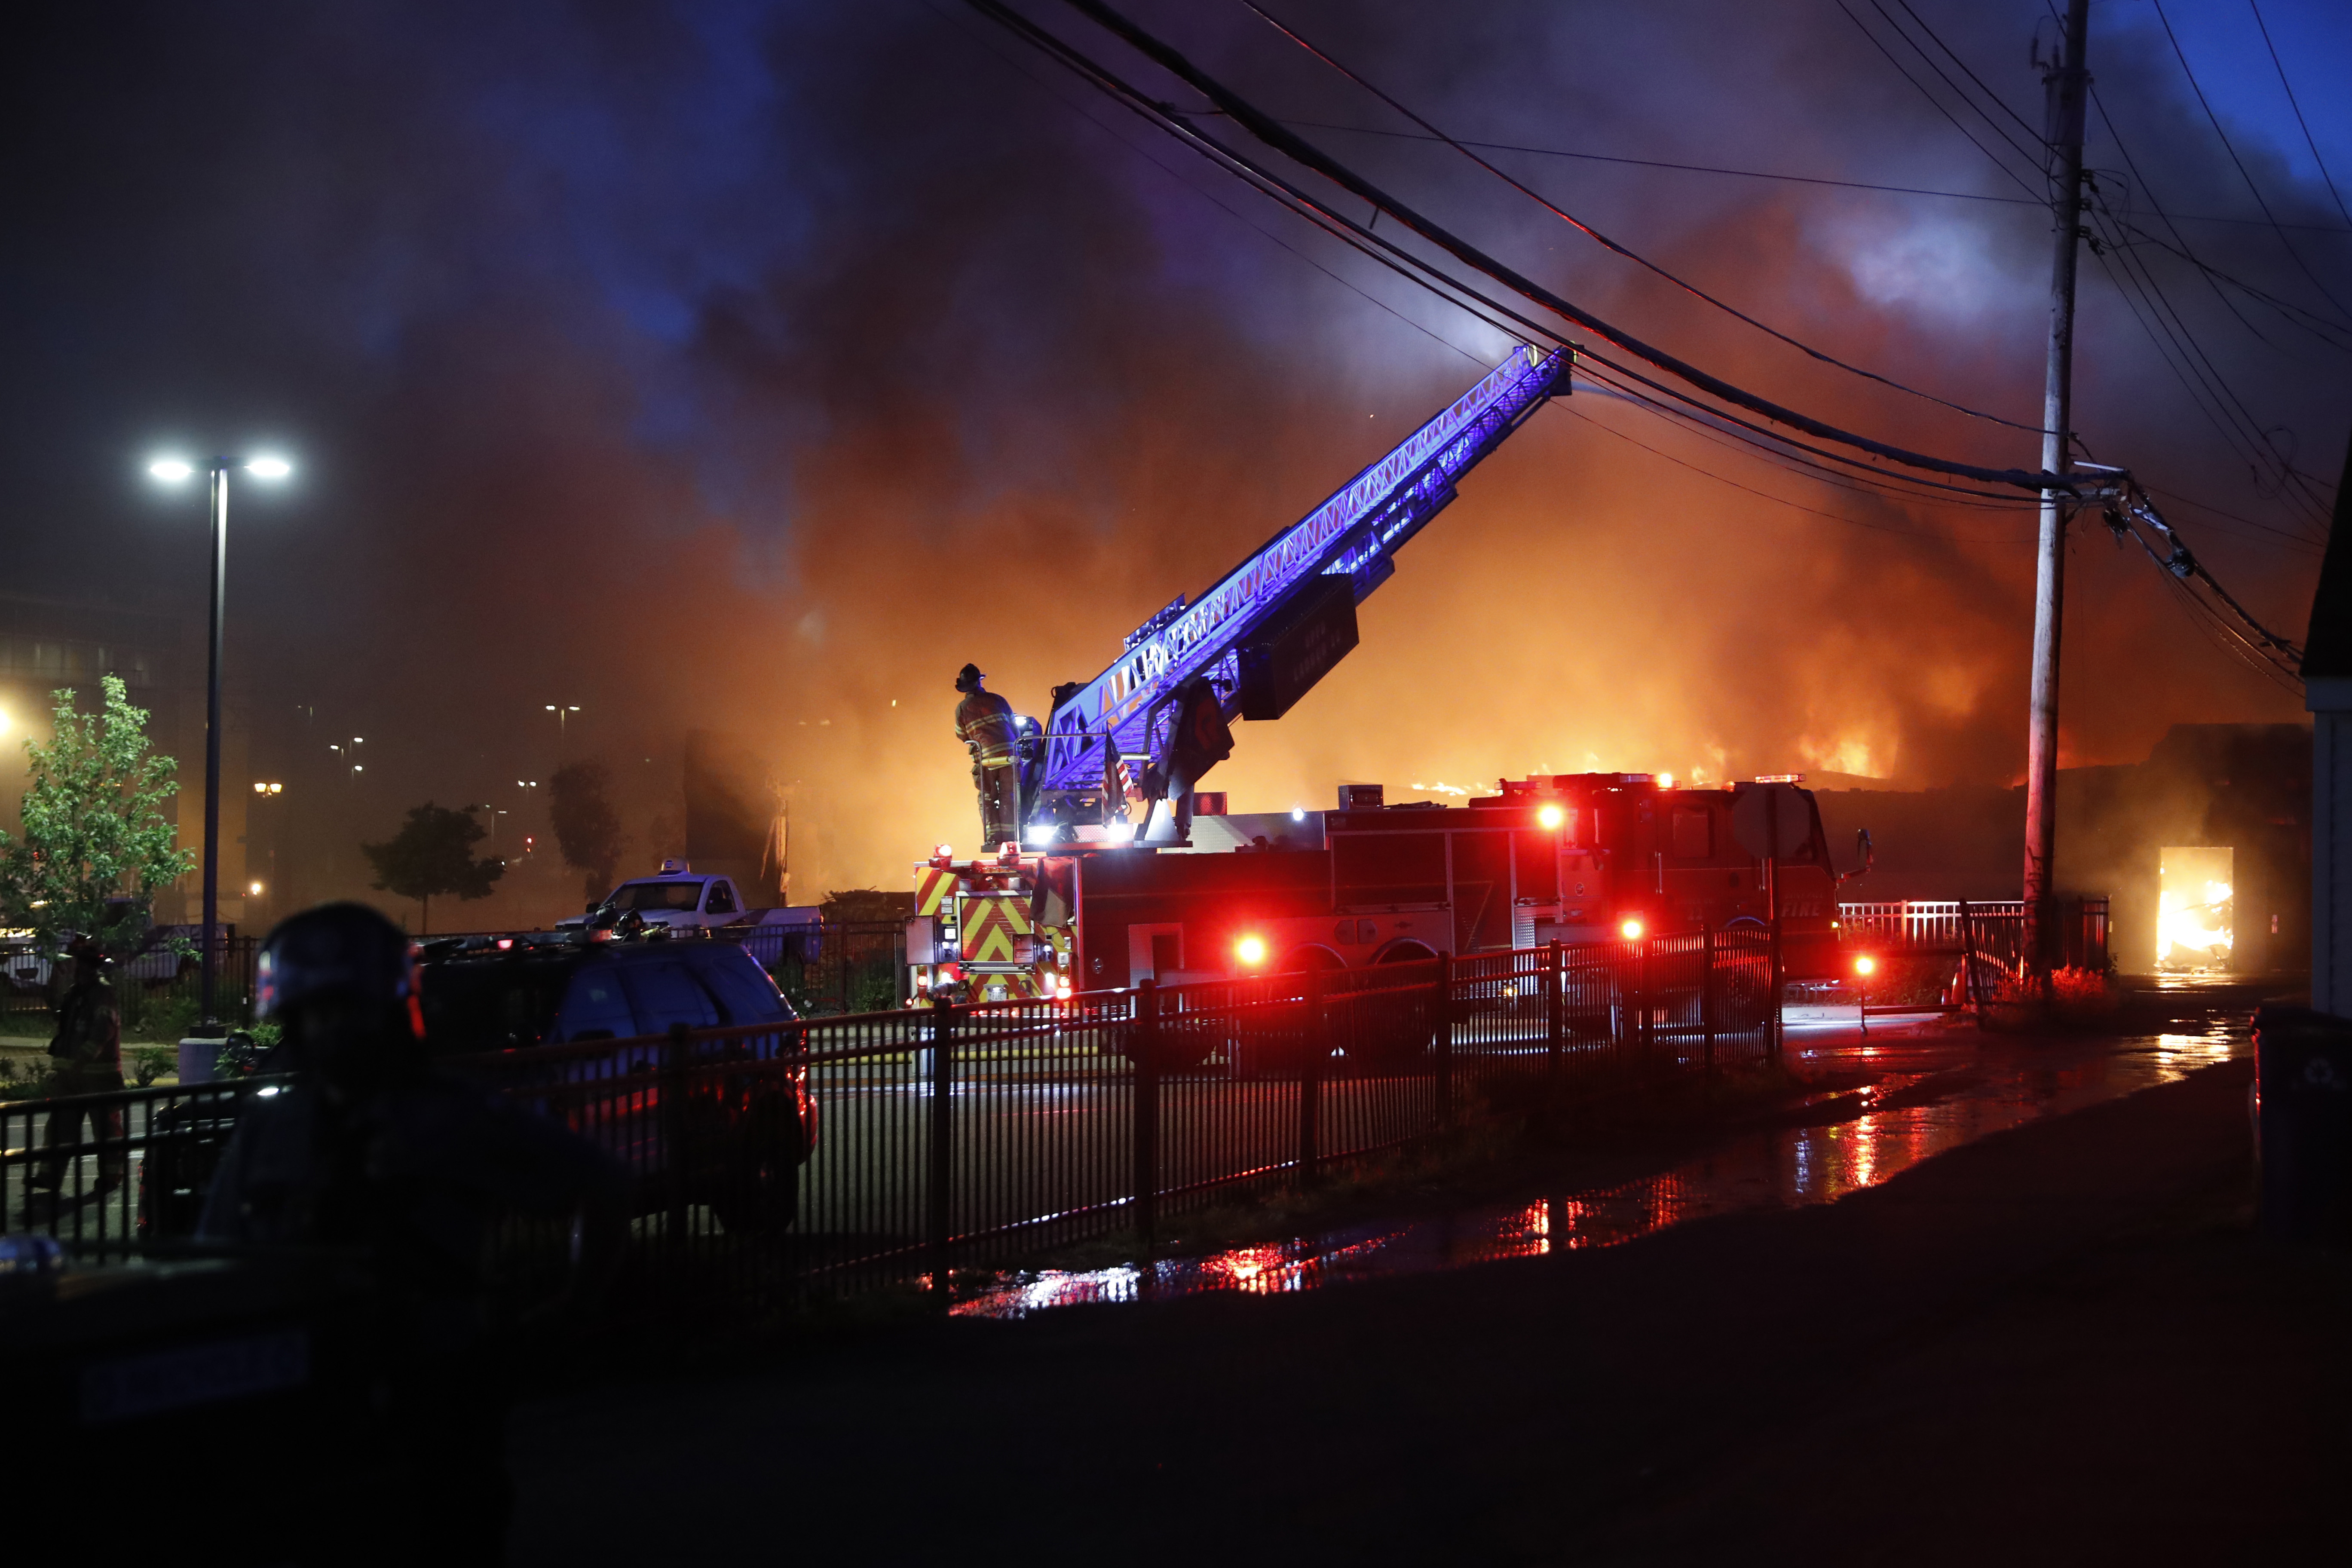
416;937;817;1234
139;935;817;1242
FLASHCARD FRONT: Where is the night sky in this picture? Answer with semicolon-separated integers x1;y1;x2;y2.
3;0;2343;916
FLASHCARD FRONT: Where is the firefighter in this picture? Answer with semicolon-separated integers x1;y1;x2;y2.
199;902;627;1563
954;662;1020;850
26;935;126;1204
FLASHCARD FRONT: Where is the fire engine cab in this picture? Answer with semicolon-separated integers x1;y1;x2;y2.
907;775;1861;1001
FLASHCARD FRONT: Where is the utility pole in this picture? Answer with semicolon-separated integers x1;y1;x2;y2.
2022;0;2090;983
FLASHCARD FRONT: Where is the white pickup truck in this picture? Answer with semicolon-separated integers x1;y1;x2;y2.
566;860;819;942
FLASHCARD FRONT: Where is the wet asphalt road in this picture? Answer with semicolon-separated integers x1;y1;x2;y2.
511;980;2346;1564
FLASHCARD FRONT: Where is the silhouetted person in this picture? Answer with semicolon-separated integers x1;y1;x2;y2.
200;902;627;1565
28;936;125;1206
955;662;1020;849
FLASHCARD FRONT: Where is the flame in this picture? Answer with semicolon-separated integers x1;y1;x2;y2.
2157;879;2233;965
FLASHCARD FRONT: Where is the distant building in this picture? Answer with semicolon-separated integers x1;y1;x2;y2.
1815;721;2313;977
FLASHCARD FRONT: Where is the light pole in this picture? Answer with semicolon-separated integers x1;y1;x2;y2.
545;704;580;744
149;452;291;1033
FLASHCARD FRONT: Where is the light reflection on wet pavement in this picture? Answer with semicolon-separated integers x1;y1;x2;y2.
952;1008;2248;1319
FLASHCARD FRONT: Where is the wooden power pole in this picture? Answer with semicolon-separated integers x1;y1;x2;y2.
2023;0;2090;980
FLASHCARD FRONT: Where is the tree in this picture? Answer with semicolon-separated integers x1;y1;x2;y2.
548;760;625;903
362;802;504;933
0;677;195;961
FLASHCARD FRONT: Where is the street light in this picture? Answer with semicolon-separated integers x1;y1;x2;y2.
149;451;292;1034
545;704;581;742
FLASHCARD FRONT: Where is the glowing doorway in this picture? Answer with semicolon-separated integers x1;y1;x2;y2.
2156;846;2233;971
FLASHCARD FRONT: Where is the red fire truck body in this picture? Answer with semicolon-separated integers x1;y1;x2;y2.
908;775;1850;1000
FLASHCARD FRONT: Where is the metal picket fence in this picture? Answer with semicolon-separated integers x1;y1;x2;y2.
2;932;1776;1315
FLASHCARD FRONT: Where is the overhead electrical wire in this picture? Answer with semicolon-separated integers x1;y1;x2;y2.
2101;216;2352;352
1284;116;2352;232
1885;0;2048;150
1248;0;2311;686
1834;0;2043;199
1570;365;2035;523
987;0;2063;495
959;0;2053;515
1237;1;2047;435
1859;0;2340;534
2082;197;2332;542
2149;0;2352;328
959;0;2306;694
2089;87;2285;354
2248;0;2352;233
1860;0;2053;180
2144;482;2324;551
1558;397;2029;544
913;0;1504;369
2081;469;2309;686
2078;75;2334;532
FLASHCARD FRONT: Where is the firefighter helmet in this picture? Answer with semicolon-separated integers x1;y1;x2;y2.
955;663;984;693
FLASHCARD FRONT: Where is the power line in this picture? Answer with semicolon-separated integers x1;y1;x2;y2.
2089;87;2285;354
2087;472;2309;683
1862;0;2052;179
1570;366;2036;525
1000;0;2055;519
1887;0;2048;148
1557;397;2029;544
977;0;2037;508
2102;216;2352;352
1287;116;2352;232
2084;87;2337;530
2084;199;2332;539
2248;0;2352;233
1573;350;2039;507
2148;0;2352;329
999;0;2062;494
1286;116;2352;232
1237;1;2046;435
912;0;1504;369
1834;0;2043;198
2144;482;2325;550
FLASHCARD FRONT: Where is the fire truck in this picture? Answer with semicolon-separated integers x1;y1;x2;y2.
910;346;1867;1002
909;775;1860;1003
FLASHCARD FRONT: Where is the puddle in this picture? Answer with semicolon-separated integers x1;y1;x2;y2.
952;1015;2246;1318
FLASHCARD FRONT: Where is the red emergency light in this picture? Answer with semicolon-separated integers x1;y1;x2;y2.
1234;934;1268;966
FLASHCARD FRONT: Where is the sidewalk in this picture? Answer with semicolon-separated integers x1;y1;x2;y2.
508;1055;2348;1564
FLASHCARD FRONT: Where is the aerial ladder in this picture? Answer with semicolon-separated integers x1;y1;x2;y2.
1021;343;1571;844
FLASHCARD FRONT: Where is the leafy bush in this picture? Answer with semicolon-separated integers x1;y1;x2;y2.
129;1044;175;1086
0;1056;55;1100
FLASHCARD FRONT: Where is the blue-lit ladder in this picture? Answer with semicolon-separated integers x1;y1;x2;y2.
1038;344;1569;799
